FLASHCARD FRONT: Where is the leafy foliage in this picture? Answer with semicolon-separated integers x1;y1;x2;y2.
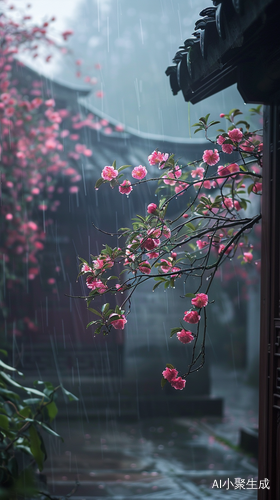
0;351;78;499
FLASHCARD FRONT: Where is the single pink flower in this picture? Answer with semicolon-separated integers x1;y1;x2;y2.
228;128;243;143
183;310;201;324
243;252;253;263
5;213;13;220
101;165;118;181
110;314;127;330
202;149;220;166
203;180;212;189
119;180;133;194
228;163;239;174
132;165;147;180
147;203;157;214
138;260;151;275
148;150;169;166
163;226;171;239
141;238;160;251
170;377;186;390
162;367;178;382
160;259;172;273
223;197;233;209
81;264;92;273
240;140;254;152
147;251;159;259
234;200;242;211
191;293;208;308
45;98;55;107
222;143;234;154
191;166;204;179
217;135;225;145
217;165;230;177
47;278;55;285
196;240;208;250
177;329;194;344
171;266;181;278
252;182;262;193
86;277;107;293
174;182;187;195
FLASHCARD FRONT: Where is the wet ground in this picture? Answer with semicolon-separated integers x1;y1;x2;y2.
42;367;260;499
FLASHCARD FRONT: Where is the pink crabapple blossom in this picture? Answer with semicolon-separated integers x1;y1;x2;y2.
191;293;208;308
148;150;169;166
132;165;147;180
110;314;127;330
252;182;262;193
119;180;133;195
202;149;220;166
162;367;178;382
183;310;201;324
147;203;157;214
228;128;243;143
243;252;253;263
138;261;152;275
177;330;194;344
101;165;118;181
170;377;186;390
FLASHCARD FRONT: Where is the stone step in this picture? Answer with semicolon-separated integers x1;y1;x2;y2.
56;395;223;419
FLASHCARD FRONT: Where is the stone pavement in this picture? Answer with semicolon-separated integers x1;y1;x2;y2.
41;366;260;500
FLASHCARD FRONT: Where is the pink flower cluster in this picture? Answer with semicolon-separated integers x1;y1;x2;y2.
162;367;186;390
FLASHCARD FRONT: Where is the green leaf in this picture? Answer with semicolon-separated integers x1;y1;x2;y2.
0;414;9;430
208;120;220;127
38;422;63;440
185;292;196;298
166;363;174;369
161;377;167;388
112;160;116;168
186;222;196;231
247;184;254;194
29;425;46;471
86;320;98;329
101;303;110;315
0;388;20;400
0;360;23;376
0;350;7;357
170;327;182;338
61;387;79;402
46;401;58;422
153;281;163;292
95;177;104;189
118;164;131;172
23;398;42;406
87;307;102;317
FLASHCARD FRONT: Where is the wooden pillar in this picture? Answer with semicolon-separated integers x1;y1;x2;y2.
259;103;280;499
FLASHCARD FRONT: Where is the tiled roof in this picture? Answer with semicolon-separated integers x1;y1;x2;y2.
166;0;279;104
